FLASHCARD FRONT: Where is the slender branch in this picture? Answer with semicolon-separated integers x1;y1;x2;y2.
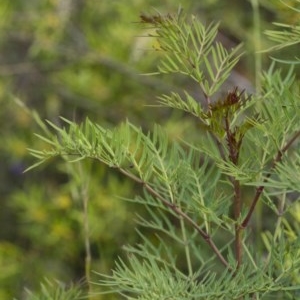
179;216;193;277
68;162;92;296
211;127;244;267
118;167;233;271
250;0;262;90
82;182;92;286
224;112;243;269
241;130;300;228
233;179;242;268
77;164;92;296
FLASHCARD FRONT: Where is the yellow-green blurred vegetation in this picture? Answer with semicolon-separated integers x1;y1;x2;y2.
0;0;299;299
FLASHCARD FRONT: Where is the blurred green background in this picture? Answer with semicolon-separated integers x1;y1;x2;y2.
0;0;299;299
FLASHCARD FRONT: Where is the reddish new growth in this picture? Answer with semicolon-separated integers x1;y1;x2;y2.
226;87;244;105
209;87;247;112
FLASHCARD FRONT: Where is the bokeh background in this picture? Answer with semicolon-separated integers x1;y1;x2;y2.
0;0;299;298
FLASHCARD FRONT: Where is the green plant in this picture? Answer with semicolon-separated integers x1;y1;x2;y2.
18;279;83;300
28;6;300;300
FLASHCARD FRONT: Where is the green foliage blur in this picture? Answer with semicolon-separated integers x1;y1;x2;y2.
1;0;299;299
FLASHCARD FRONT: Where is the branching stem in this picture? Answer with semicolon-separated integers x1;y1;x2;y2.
118;167;233;271
241;130;300;228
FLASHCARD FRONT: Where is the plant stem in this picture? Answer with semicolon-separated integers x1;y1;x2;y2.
242;130;300;228
118;167;233;271
68;162;92;297
179;216;193;277
224;113;243;269
233;179;242;269
77;163;92;296
83;184;91;286
251;0;262;91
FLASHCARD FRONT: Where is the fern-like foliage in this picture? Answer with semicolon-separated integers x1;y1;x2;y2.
94;251;300;300
27;8;300;300
152;11;243;97
18;279;83;300
263;0;300;63
145;9;243;102
265;22;300;52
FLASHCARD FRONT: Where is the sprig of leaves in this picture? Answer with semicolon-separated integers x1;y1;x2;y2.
144;10;243;98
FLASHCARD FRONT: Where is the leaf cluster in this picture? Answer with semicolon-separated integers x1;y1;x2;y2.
95;252;300;300
263;0;300;64
144;9;243;97
18;279;83;300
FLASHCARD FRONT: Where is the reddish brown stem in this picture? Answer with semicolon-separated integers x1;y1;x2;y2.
241;130;300;228
233;179;242;268
224;113;243;269
118;167;233;271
